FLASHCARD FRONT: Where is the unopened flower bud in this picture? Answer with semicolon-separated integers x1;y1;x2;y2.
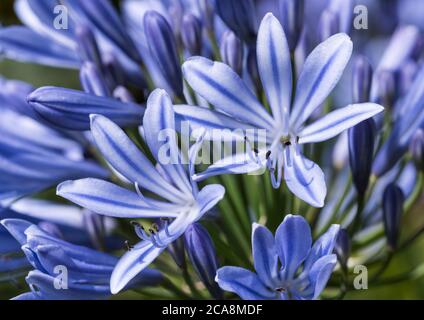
80;62;110;97
75;24;102;67
352;55;373;103
181;14;203;56
185;223;222;299
144;11;183;98
349;118;376;196
410;129;424;171
279;0;304;50
334;228;351;267
220;31;243;75
383;184;404;250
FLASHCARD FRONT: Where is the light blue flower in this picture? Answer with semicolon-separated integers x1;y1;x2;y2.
178;13;384;207
1;219;162;300
56;89;225;294
216;214;340;300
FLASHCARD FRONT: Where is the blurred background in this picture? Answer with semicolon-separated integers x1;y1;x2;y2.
1;0;424;299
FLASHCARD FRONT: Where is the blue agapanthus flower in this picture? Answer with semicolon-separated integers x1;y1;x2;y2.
178;13;384;207
56;89;225;293
216;215;340;300
1;219;162;300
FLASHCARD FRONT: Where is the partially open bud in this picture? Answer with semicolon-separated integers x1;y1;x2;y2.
382;184;404;250
352;55;373;103
184;223;222;299
349;118;376;197
181;14;203;56
144;11;183;98
220;31;243;76
334;228;351;267
410;129;424;171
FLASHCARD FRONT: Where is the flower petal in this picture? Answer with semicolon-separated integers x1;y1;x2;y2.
298;103;384;144
143;89;192;195
90;114;185;203
57;178;179;219
195;184;226;217
304;225;340;271
0;218;32;245
290;33;353;131
309;254;337;299
111;241;165;294
252;223;279;289
284;148;327;207
257;13;292;129
275;215;312;280
215;266;276;300
182;56;275;128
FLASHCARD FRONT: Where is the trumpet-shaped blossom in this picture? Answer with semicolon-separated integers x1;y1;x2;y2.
1;219;162;300
179;13;384;207
216;215;340;300
56;89;225;294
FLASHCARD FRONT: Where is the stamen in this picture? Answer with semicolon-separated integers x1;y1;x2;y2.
124;240;134;251
131;221;150;241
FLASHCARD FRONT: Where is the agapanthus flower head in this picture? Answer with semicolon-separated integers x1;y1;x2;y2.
56;89;225;293
179;13;384;207
216;215;340;300
1;219;162;300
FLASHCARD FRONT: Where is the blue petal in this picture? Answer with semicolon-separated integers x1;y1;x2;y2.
193;152;266;182
57;178;180;219
275;215;312;280
308;254;337;299
144;89;192;195
252;223;279;289
284;148;327;207
0;218;32;245
257;13;291;129
290;33;353;131
215;266;276;300
89;114;186;203
0;26;79;68
182;56;275;129
28;87;144;130
304;225;340;271
12;292;39;300
195;184;226;217
111;241;165;294
298;103;384;144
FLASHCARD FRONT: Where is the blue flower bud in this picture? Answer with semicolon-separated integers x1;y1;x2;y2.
75;24;102;67
410;129;424;171
216;0;257;44
196;0;215;32
334;228;350;267
279;0;304;50
102;52;125;90
352;55;373;103
375;70;396;110
318;9;339;42
181;14;203;56
220;31;243;76
349;118;376;196
383;184;404;250
184;223;222;299
38;222;64;239
144;11;183;98
399;60;417;96
80;62;110;97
